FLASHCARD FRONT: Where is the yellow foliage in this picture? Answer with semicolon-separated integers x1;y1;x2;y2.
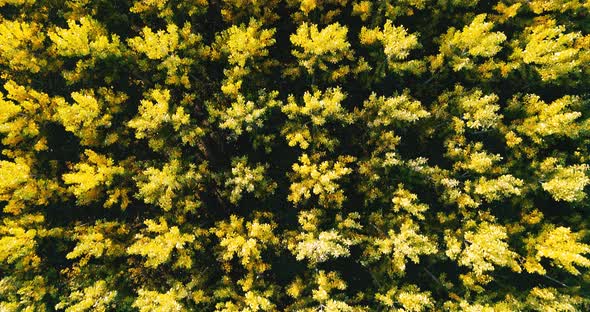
55;280;117;312
0;81;53;148
312;271;346;302
215;19;275;68
360;20;423;73
66;221;127;266
373;220;437;272
129;0;207;19
469;175;523;202
129;24;181;60
0;218;39;266
54;89;126;146
291;229;353;264
49;17;120;58
212;215;278;272
351;1;372;21
391;184;429;219
62;150;124;205
527;0;589;14
525;226;590;275
513;19;583;80
217;90;280;138
290;22;353;75
455;222;521;277
0;157;59;214
376;285;433;311
0;20;46;73
288;153;354;208
283;87;351;126
135;163;177;211
512;94;585;143
525;287;583;311
133;287;185;312
457;90;501;130
439;14;506;71
128;88;170;139
540;159;589;202
360;92;429;126
213;19;276;96
224;157;276;204
0;158;30;203
454;148;502;174
0;0;34;6
127;218;195;268
128;23;202;87
219;0;280;23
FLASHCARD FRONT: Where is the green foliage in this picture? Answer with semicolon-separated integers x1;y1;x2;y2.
1;1;590;311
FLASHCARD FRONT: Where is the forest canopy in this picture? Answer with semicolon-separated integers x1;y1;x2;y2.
1;0;590;311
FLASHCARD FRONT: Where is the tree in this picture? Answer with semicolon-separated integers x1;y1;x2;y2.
0;0;589;311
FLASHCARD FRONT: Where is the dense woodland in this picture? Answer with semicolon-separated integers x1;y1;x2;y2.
1;0;590;310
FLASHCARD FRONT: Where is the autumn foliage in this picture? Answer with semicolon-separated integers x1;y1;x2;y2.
1;0;590;311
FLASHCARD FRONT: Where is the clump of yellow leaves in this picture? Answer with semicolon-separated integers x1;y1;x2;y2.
282;88;352;150
49;17;122;83
524;226;590;275
54;88;127;146
55;280;117;312
372;219;437;273
539;157;590;202
0;81;53;152
286;0;349;22
360;20;423;74
127;218;195;268
215;19;275;68
525;287;584;312
213;19;276;97
288;270;359;311
66;221;127;267
49;17;120;58
0;156;60;214
130;0;207;20
512;18;586;81
129;24;182;60
510;94;586;144
133;287;186;312
292;229;353;264
288;210;357;265
450;142;503;174
438;14;507;71
0;158;31;213
446;222;520;279
135;159;205;212
62;150;124;206
216;90;281;138
212;215;278;272
456;89;501;131
128;88;198;150
0;214;42;267
290;22;354;79
288;153;355;208
128;23;203;87
468;174;523;202
392;184;429;219
376;285;433;311
361;92;429;127
224;157;276;204
220;0;280;23
526;0;588;14
0;20;46;73
128;88;172;139
283;87;351;126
